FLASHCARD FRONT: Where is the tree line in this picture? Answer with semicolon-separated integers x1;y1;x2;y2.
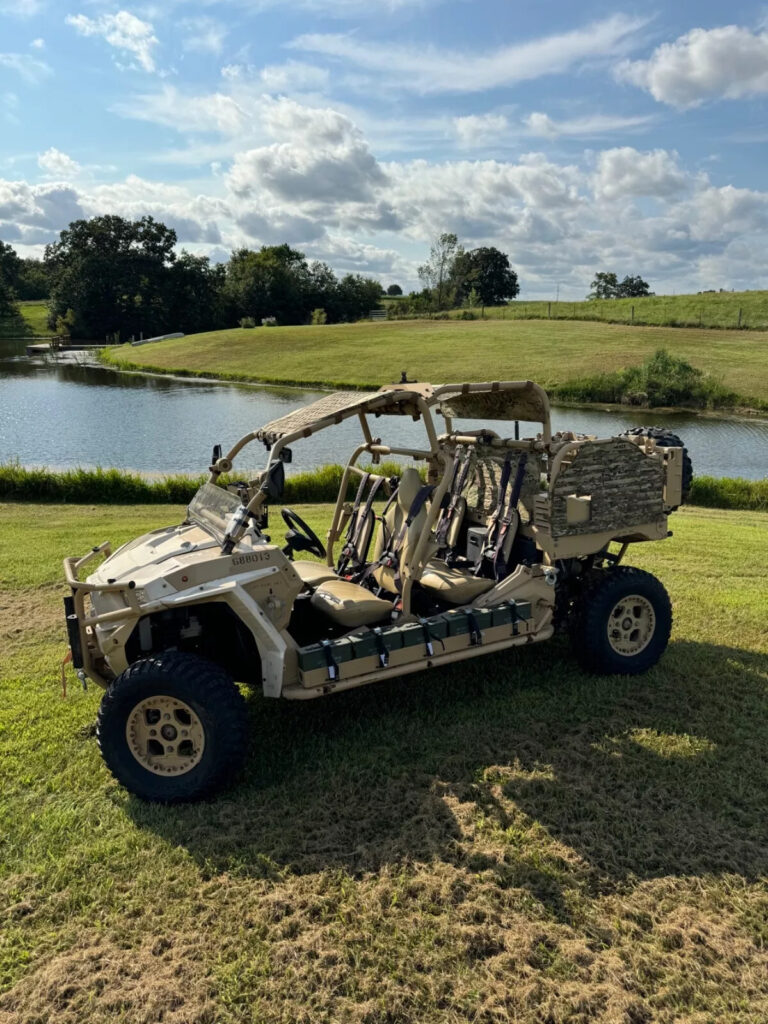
1;216;384;341
588;272;652;300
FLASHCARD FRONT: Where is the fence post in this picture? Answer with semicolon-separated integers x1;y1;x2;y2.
699;307;702;327
548;302;551;319
738;307;742;328
631;305;634;324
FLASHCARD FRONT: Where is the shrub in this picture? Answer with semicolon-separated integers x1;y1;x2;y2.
239;317;256;329
311;308;327;325
261;317;278;327
458;310;477;320
552;349;740;410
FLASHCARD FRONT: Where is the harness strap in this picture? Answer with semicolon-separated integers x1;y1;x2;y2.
474;453;514;577
372;626;389;667
385;484;435;593
463;609;483;645
418;617;437;657
493;454;528;580
321;639;339;681
361;481;433;594
338;473;385;574
436;446;473;549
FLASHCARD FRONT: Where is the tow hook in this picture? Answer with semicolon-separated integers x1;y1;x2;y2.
60;651;88;698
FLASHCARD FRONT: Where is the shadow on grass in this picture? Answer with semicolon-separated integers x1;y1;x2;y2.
125;636;768;917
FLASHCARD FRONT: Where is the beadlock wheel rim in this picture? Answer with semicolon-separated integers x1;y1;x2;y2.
606;594;655;656
126;695;205;775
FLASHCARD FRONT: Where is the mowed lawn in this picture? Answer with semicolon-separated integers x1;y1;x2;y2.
457;289;768;330
1;501;768;1023
103;317;768;406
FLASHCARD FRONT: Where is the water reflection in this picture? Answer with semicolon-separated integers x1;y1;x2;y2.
1;338;766;479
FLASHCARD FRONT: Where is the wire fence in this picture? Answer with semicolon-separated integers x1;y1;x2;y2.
386;298;768;331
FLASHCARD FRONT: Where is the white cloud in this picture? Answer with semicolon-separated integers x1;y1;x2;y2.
180;17;226;56
0;0;42;16
453;113;508;147
37;147;81;179
524;111;654;138
30;38;45;50
3;99;768;294
2;91;19;124
292;14;647;93
0;52;52;84
617;25;768;108
66;10;159;73
259;61;330;92
0;180;85;242
113;85;248;134
593;147;690;200
228;98;387;203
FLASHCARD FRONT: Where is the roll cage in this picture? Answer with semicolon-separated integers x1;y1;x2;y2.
204;380;552;615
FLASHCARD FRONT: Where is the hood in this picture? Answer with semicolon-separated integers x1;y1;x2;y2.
87;522;220;588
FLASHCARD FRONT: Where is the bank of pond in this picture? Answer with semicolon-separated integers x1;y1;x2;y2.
1;463;766;512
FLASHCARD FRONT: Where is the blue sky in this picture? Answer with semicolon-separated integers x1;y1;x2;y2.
1;0;767;296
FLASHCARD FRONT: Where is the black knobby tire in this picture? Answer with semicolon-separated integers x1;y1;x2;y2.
570;566;672;675
620;425;693;504
97;651;248;803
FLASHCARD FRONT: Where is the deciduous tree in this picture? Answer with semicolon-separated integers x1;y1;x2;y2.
617;274;652;298
588;272;619;300
454;247;520;306
0;239;21;316
45;215;178;340
418;232;463;310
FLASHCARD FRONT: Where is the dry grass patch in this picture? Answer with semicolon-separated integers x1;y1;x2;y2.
0;934;217;1024
1;501;767;1022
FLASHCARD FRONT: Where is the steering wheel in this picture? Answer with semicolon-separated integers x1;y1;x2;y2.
281;507;326;559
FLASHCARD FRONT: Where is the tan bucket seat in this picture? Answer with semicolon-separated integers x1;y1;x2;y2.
292;560;337;587
310;578;392;629
371;467;435;595
419;561;494;604
308;467;430;629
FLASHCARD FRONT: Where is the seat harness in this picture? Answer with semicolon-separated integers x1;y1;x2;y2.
365;483;434;594
435;445;474;555
474;453;528;581
337;472;386;575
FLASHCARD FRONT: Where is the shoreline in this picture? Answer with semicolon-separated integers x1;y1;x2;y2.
97;348;768;423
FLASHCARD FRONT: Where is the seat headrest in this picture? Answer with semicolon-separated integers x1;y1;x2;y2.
397;467;424;512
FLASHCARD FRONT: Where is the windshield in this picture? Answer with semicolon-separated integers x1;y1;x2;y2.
187;482;241;544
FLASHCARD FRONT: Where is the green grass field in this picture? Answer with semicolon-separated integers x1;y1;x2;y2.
447;290;768;330
102;317;768;409
0;301;49;340
17;301;50;336
2;501;767;1022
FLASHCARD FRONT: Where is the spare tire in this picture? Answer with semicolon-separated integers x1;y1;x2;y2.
620;426;693;505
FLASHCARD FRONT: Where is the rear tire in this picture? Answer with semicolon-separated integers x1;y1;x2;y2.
97;651;248;802
570;566;672;675
620;426;693;505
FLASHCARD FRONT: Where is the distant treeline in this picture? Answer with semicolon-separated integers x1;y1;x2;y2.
0;216;384;342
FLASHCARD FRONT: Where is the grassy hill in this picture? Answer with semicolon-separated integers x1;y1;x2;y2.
1;500;767;1022
445;290;768;330
102;317;768;409
0;301;50;341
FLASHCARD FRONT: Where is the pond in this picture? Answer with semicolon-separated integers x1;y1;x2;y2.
1;339;767;480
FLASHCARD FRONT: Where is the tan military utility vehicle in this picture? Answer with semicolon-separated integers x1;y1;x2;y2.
63;380;692;802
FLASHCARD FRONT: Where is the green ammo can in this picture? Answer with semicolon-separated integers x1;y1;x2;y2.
298;637;355;678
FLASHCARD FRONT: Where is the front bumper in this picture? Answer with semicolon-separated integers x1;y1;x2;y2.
63;541;142;688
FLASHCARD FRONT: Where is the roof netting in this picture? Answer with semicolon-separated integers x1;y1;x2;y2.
255;389;403;444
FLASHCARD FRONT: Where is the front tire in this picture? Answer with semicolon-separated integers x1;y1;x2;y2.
97;651;248;802
570;567;672;675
